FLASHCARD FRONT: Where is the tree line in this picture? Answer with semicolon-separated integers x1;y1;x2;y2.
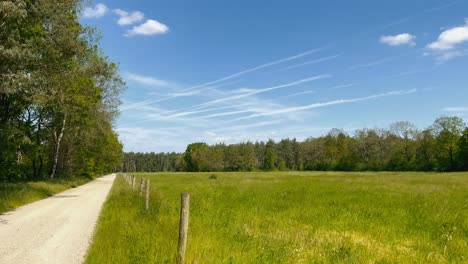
1;0;124;181
121;117;468;173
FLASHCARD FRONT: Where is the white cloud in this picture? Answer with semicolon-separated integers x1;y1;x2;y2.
124;72;169;86
435;49;468;61
82;3;108;18
427;20;468;50
444;107;468;112
126;19;169;36
380;33;416;46
113;9;144;26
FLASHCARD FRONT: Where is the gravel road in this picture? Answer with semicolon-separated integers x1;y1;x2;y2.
0;174;116;264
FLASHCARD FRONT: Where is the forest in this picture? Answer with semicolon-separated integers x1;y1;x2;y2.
122;117;468;172
0;0;124;181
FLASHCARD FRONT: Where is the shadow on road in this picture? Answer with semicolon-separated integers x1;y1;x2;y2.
51;195;79;199
0;218;8;225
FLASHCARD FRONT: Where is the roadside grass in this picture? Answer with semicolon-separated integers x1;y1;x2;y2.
0;177;92;214
86;172;468;263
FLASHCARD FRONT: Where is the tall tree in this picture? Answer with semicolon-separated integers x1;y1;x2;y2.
390;121;417;169
458;128;468;170
0;0;124;181
262;140;278;170
432;117;465;171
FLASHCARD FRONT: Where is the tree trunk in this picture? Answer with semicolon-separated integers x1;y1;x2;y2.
37;113;43;178
50;115;66;179
0;93;10;125
449;147;454;171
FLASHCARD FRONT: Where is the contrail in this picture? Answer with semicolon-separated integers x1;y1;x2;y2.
181;48;324;92
191;75;331;110
121;48;325;111
231;89;417;121
278;55;340;72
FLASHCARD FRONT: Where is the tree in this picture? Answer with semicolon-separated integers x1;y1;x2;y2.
414;129;436;171
0;0;43;180
432;117;465;171
390;121;417;169
301;137;326;170
262;140;277;170
183;143;208;172
0;0;124;181
458;128;468;170
120;118;468;174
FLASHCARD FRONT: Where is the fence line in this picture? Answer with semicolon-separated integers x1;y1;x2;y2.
119;173;191;263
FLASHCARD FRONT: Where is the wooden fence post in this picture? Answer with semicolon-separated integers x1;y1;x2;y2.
140;178;145;195
132;176;136;191
145;179;150;210
177;193;190;264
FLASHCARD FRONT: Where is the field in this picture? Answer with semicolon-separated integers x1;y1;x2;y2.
86;172;468;263
0;177;92;214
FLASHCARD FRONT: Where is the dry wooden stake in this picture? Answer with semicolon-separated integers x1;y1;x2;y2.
145;179;150;210
132;176;136;191
177;193;190;264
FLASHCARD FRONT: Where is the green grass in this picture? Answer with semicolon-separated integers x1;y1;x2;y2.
86;172;468;263
0;177;92;214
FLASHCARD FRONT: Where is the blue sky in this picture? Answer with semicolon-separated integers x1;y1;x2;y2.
81;0;468;152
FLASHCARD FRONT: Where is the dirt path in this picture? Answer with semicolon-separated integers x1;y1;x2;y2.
0;174;116;264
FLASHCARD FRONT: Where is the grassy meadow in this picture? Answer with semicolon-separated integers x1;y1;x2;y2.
0;177;92;214
86;172;468;263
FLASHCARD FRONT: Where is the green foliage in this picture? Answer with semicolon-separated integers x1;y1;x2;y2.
183;142;209;172
262;140;277;170
86;172;468;263
459;128;468;170
0;0;124;181
123;117;468;173
433;117;466;171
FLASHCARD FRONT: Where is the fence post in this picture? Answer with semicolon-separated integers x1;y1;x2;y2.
145;179;150;210
132;176;136;191
177;193;190;264
140;178;145;195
